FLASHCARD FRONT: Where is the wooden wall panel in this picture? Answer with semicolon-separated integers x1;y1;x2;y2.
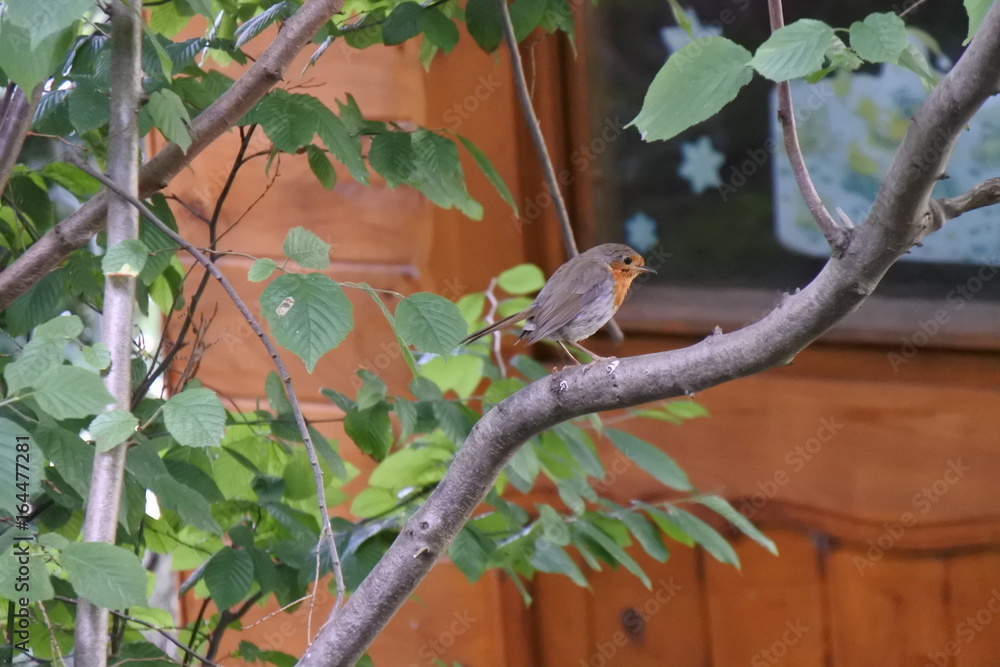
948;552;1000;667
703;531;825;666
532;544;708;666
827;548;950;666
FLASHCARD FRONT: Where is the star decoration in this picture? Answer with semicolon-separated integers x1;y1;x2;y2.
678;135;724;195
625;212;659;254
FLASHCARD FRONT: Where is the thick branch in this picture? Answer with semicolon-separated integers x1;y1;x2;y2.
0;0;346;311
768;0;850;255
77;162;347;619
74;2;143;664
299;2;1000;665
0;83;42;195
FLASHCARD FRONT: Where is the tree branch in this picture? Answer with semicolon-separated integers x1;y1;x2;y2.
74;1;144;664
299;2;1000;665
495;0;624;343
75;161;348;622
0;0;346;311
0;83;42;195
927;176;1000;231
768;0;851;256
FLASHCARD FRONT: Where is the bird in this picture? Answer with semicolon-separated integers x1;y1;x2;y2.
461;243;655;363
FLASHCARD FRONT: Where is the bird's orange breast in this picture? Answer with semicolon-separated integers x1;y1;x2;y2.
611;267;639;309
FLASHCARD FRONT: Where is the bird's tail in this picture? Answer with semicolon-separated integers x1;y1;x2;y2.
460;309;532;345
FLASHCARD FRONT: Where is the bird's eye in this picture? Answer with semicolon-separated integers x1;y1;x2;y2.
623;256;633;265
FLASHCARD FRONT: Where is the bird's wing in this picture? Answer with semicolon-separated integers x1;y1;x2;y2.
523;259;613;343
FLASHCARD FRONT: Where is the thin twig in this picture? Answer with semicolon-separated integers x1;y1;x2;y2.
767;0;850;256
482;277;506;377
927;176;1000;232
496;0;625;342
74;162;348;620
203;592;263;664
243;594;311;629
0;83;43;195
37;601;65;665
900;0;934;18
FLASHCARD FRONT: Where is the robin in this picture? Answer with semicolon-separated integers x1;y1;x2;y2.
461;243;655;363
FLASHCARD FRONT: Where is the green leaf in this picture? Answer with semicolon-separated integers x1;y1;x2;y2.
82;342;112;371
4;337;64;394
148;89;192;153
575;520;650;588
282;226;331;270
965;0;993;44
369;132;414;188
449;527;489;582
630;37;753;142
530;542;588;587
660;505;739;567
150;475;222;535
5;0;92;47
234;1;292;48
466;0;503;52
102;239;150;277
0;551;55;602
260;273;354;372
315;103;370;185
509;0;547;41
162;387;226;447
248;257;277;282
497;263;544;295
420;8;459;54
395;292;467;357
407;129;482;219
897;43;937;91
666;0;693;36
89;409;139;452
243;89;319;153
0;419;39;513
40;161;102;198
68;84;109;134
849;12;907;64
61;542;149;608
33;366;114;419
383;2;424;45
205;546;254;609
617;510;669;562
369;445;450;490
345;403;393;460
265;370;293;415
456;134;518;214
0;15;75;92
697;496;778;556
305;145;337;190
750;19;835;81
606;429;691;491
6;270;64;338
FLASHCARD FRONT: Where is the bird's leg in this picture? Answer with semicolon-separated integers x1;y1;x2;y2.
568;341;620;374
557;341;583;366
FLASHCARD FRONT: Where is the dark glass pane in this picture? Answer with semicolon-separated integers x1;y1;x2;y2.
589;0;1000;301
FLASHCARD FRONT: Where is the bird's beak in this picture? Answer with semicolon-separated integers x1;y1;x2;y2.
635;265;656;274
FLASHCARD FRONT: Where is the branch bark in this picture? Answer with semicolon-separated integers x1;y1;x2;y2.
74;1;143;665
76;161;347;621
0;83;42;196
298;2;1000;665
0;0;346;311
768;0;851;255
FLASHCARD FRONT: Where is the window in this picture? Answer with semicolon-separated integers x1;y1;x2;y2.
578;0;1000;344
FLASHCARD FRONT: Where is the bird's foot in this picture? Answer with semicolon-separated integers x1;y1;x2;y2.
582;354;618;374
